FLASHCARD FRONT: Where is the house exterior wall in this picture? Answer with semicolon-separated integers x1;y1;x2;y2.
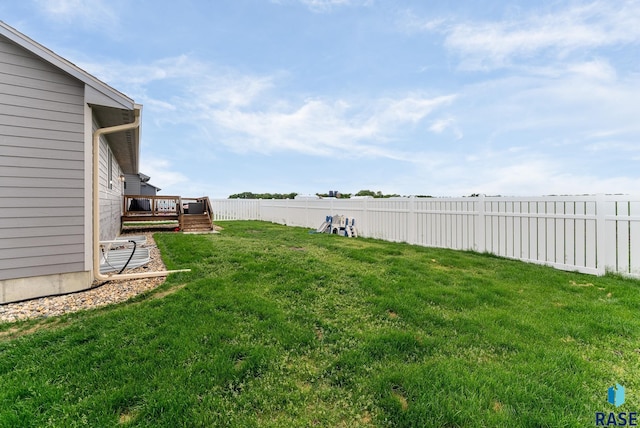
139;183;158;196
124;174;158;196
124;173;142;195
0;36;87;287
0;24;142;304
96;121;124;241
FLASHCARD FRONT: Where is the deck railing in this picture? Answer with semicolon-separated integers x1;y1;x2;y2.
178;196;212;215
123;195;182;218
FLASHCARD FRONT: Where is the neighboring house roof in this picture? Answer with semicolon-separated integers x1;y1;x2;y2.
0;20;141;174
137;173;161;191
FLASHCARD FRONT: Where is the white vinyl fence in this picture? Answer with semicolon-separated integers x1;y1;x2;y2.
210;195;640;278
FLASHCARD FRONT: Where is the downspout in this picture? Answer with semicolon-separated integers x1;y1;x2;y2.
92;108;190;281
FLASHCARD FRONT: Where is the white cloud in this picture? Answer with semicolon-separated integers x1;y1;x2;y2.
34;0;120;33
404;1;640;70
479;164;640;197
139;156;189;192
189;74;276;109
75;46;639;198
452;55;640;147
200;94;456;158
585;127;637;140
374;95;456;126
525;59;618;81
397;9;446;33
400;149;640;197
428;117;462;139
77;55;204;88
80;54;458;160
76;55;274;115
429;118;452;134
272;0;373;13
143;99;177;113
585;141;640;152
566;59;617;81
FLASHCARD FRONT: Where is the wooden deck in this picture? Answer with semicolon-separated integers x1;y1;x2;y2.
122;195;214;232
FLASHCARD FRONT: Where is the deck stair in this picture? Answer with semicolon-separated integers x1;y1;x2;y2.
180;213;213;232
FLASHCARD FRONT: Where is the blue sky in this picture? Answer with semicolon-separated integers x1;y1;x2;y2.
3;0;640;197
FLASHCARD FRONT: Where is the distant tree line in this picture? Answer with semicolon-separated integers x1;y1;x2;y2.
353;189;401;198
228;192;298;199
228;190;435;199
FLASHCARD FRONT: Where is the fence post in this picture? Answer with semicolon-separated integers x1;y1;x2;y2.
285;198;289;225
408;196;416;245
362;197;369;237
596;193;606;275
475;195;486;252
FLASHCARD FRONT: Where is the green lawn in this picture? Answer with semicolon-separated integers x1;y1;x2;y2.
1;221;640;427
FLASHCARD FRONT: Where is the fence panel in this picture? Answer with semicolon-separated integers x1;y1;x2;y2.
210;199;261;221
603;196;640;276
210;195;640;278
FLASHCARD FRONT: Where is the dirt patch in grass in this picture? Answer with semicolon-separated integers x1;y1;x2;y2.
0;317;71;340
150;283;187;300
391;388;409;411
234;356;246;370
570;280;594;287
118;409;139;425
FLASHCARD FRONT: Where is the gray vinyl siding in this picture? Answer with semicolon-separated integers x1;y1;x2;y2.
96;124;124;241
124;173;142;195
0;36;85;281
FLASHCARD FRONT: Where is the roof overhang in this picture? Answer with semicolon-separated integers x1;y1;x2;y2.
91;104;142;175
142;182;162;192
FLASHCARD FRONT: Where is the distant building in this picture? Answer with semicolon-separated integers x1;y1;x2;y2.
124;173;161;196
